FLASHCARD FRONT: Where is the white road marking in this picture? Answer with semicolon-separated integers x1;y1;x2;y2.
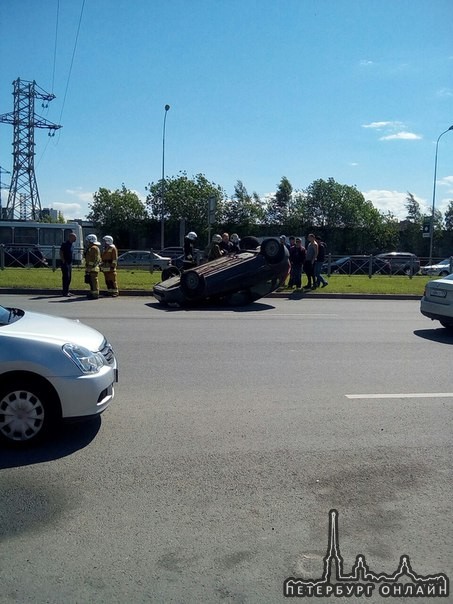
346;393;453;399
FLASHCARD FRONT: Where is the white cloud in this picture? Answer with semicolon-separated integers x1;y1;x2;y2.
362;121;401;129
47;188;94;220
438;176;453;196
379;131;422;140
65;189;93;204
362;121;421;141
52;202;82;220
436;88;453;98
363;189;428;220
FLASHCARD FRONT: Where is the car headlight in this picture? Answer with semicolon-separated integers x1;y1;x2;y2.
63;343;105;374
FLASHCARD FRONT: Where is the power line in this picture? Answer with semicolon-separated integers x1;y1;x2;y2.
57;0;86;125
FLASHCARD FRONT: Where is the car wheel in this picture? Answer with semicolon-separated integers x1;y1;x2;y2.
439;271;449;277
260;238;285;263
161;266;180;281
239;236;260;250
0;378;60;447
180;270;206;297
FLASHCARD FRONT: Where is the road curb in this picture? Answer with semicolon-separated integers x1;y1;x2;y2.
0;288;421;300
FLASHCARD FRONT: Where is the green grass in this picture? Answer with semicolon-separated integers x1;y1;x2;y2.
0;266;432;295
0;266;159;291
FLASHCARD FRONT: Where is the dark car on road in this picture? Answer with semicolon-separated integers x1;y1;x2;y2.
322;255;391;275
153;238;289;306
374;252;420;275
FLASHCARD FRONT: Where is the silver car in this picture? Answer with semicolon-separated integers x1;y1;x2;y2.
117;250;171;270
420;258;453;277
0;304;118;447
420;273;453;330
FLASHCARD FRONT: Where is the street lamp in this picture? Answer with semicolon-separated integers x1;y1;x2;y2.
428;124;453;265
160;104;170;250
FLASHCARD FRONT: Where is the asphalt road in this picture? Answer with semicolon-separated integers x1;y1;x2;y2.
0;294;452;604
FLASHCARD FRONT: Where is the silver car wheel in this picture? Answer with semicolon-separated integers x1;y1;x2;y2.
0;388;45;442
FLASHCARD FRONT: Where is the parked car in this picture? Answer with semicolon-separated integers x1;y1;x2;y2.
322;255;391;275
420;258;453;277
420;273;453;330
375;252;420;275
117;250;171;270
161;247;205;267
153;237;290;306
3;245;48;268
160;246;184;260
0;304;118;446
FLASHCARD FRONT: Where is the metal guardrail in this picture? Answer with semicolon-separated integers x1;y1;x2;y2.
0;244;86;271
321;254;450;279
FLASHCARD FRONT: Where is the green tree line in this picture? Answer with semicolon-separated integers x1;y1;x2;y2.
84;175;453;257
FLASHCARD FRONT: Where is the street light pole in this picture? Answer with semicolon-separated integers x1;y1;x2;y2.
428;124;453;265
160;104;170;251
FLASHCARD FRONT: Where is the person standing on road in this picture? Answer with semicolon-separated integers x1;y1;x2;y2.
304;233;318;289
288;237;306;289
101;235;119;297
59;232;77;297
315;236;328;288
84;234;101;299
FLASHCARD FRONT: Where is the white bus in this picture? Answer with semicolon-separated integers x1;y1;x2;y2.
0;220;84;265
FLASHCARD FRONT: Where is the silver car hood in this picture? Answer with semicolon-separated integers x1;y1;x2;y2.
2;310;104;351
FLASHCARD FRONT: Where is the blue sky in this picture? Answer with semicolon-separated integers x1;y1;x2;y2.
1;0;452;221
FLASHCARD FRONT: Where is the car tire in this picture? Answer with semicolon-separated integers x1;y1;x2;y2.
239;236;260;250
439;271;449;277
180;270;206;297
0;377;60;447
260;238;285;263
161;266;180;281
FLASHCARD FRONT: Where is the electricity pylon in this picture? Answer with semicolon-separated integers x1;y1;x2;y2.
0;78;61;220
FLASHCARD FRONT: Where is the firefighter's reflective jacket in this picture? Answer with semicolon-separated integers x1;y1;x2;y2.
85;243;101;271
101;245;118;271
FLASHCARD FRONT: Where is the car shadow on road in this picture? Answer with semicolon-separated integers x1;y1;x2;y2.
413;328;453;345
146;301;275;312
0;417;101;469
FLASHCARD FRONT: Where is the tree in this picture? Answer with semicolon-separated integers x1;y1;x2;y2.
300;177;400;253
405;192;422;223
303;177;371;228
444;201;453;231
402;192;427;254
146;172;225;241
221;180;265;231
265;176;293;225
87;185;149;249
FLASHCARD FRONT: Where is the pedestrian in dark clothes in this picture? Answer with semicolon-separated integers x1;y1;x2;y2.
59;232;77;296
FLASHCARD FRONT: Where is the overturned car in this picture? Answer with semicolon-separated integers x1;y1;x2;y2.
153;237;289;306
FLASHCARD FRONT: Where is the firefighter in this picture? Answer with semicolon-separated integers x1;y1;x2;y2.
101;235;119;297
183;231;198;267
207;233;223;261
84;234;101;299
